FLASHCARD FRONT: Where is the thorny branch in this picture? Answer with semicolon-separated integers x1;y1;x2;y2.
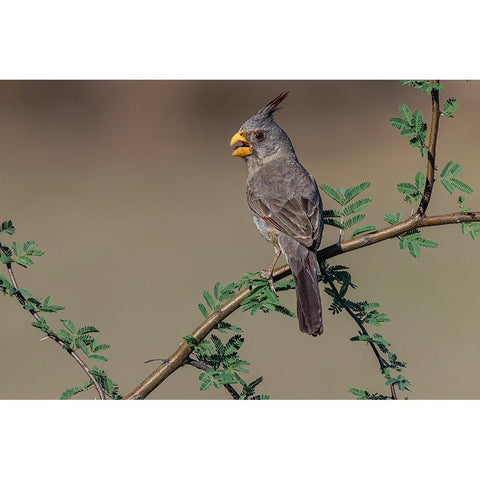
0;242;106;400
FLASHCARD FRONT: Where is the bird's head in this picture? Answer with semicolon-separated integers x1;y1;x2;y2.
230;92;294;164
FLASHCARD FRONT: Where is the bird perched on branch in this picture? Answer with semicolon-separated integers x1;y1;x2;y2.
230;92;324;336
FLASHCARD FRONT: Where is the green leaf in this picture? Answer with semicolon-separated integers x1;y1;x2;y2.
247;376;264;391
440;161;472;195
77;326;100;335
399;231;438;257
400;80;444;94
349;388;368;399
440;178;455;194
60;319;76;334
385;374;411;391
389;117;410;131
440;160;454;177
319;184;345;205
372;333;391;347
215;322;243;333
396;182;418;195
17;288;33;297
0;251;12;264
418;238;439;249
12;242;22;257
15;256;34;268
218;282;238;301
323;209;342;218
88;354;108;362
92;343;110;352
22;241;43;256
399;104;413;124
60;386;85;400
183;335;198;348
198;303;209;318
23;240;36;252
202;291;216;310
274;279;296;291
324;218;343;229
211;335;225;356
342;198;372;216
213;282;221;300
409;135;427;156
443;97;460;118
342;214;365;230
75;337;90;356
384;212;403;225
224;334;244;355
351;225;376;238
199;372;213;391
31;316;52;334
229;360;249;374
216;370;240;385
364;311;391;327
39;296;65;312
415;171;426;190
0;220;15;235
343;182;371;203
450;178;473;194
412;110;424;134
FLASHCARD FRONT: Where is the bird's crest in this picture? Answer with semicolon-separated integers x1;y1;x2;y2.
255;92;289;119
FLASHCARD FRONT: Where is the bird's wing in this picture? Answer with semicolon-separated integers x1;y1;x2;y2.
248;192;322;251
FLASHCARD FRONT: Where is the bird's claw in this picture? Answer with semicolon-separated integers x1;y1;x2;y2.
261;269;277;295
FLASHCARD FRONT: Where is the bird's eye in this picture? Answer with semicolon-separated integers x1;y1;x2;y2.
255;132;265;141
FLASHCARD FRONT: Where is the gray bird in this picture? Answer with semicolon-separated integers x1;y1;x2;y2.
230;92;324;336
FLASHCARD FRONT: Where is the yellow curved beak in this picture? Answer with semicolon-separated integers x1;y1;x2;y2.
230;131;252;157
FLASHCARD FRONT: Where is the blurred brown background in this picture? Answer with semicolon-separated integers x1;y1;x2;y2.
0;80;479;399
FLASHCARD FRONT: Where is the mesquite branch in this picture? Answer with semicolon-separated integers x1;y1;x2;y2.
124;213;480;399
0;243;106;400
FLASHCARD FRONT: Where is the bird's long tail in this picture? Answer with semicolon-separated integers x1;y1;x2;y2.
280;236;323;336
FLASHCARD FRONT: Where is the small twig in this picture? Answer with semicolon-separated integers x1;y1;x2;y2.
184;358;241;400
0;243;106;400
144;358;169;364
319;264;397;400
144;357;241;400
389;383;397;400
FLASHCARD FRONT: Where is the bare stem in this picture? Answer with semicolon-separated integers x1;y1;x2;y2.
0;243;106;400
417;81;441;217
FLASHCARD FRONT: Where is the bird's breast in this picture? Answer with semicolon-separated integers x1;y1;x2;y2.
251;213;280;248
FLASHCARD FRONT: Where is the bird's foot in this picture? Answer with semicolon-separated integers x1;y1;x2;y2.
260;269;277;295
